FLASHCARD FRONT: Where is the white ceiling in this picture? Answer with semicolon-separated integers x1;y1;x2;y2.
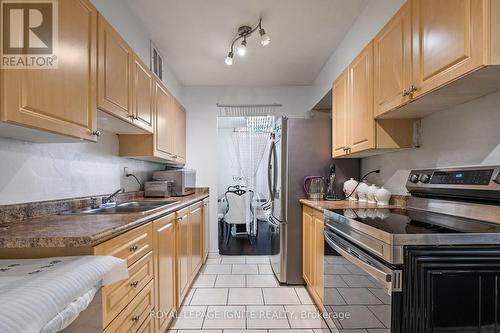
126;0;367;86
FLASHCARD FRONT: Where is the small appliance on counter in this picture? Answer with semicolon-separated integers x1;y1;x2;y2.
144;180;174;198
153;169;196;196
303;176;325;200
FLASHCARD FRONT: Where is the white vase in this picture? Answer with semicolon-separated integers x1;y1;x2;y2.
343;178;359;201
356;181;369;202
366;184;379;204
375;187;392;206
375;208;391;219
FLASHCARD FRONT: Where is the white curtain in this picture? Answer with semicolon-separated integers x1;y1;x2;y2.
231;116;273;194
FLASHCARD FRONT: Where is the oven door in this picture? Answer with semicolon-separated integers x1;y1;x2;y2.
323;228;401;331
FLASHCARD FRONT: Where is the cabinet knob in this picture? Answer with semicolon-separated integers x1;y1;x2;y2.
127;114;135;119
408;85;417;94
130;280;139;288
129;244;139;252
92;130;101;137
402;89;409;97
131;315;140;322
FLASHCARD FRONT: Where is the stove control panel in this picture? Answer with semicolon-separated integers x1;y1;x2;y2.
430;169;493;185
407;166;500;192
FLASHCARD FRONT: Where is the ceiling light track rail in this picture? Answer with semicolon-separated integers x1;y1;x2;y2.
225;17;271;65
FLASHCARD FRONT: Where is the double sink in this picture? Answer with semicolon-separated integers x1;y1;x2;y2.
61;199;180;215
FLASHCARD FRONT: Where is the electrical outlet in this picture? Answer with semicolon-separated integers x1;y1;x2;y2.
123;167;129;176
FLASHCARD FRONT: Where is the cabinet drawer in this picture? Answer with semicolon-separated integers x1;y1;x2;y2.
136;315;154;333
103;251;154;326
94;223;153;267
104;280;155;333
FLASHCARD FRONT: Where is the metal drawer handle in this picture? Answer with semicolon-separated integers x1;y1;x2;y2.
131;315;140;322
130;280;139;288
129;244;139;252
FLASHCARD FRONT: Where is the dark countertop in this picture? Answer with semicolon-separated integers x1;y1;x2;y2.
300;195;408;212
0;190;208;249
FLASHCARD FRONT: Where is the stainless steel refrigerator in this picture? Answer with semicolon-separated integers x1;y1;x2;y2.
267;116;359;284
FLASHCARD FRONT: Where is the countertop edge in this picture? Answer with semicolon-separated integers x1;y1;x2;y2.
0;193;209;249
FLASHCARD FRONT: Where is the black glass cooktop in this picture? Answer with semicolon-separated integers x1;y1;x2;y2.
325;208;500;235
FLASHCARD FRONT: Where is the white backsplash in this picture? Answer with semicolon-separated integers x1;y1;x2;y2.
0;131;165;205
362;91;500;195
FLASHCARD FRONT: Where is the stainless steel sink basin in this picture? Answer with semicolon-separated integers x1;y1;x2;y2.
61;199;180;215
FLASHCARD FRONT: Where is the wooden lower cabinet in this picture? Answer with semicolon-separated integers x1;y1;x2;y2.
190;203;203;276
302;206;324;307
153;214;176;332
202;199;210;262
176;207;190;304
102;251;154;327
93;196;208;332
104;280;155;333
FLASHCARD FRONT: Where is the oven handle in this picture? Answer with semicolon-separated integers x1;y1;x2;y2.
324;230;402;292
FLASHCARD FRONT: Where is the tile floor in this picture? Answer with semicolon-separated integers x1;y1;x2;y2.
323;255;391;333
168;253;337;333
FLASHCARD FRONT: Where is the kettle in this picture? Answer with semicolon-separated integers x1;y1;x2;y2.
303;176;325;200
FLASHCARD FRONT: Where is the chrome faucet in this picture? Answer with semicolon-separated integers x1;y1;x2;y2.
102;188;125;205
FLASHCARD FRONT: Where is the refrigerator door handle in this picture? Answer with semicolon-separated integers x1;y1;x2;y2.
268;141;276;201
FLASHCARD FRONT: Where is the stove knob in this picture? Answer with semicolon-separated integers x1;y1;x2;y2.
419;174;431;183
409;174;419;183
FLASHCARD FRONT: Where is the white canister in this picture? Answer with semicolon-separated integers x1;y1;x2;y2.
375;187;392;206
343;178;359;201
356;181;369;202
366;184;379;204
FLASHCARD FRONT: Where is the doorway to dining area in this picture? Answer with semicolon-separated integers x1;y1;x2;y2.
216;114;275;255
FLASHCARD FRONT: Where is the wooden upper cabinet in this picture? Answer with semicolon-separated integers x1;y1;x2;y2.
1;0;97;142
154;80;175;159
374;1;412;117
153;214;176;332
97;15;133;121
332;69;349;158
173;101;187;162
412;0;485;98
348;42;375;154
332;41;414;158
132;56;154;133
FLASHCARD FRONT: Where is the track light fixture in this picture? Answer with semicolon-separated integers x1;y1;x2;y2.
225;17;270;65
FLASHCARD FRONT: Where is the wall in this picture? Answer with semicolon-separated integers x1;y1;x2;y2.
362;92;500;194
90;0;183;101
308;0;405;109
183;86;313;251
0;131;165;205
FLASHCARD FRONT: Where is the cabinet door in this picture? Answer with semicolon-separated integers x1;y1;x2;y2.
412;0;485;98
332;69;349;158
176;209;190;305
302;209;313;285
154;81;175;159
348;42;375;154
313;214;324;302
374;1;412;117
132;56;154;133
97;15;133;120
202;199;209;262
1;0;97;141
173;102;186;162
190;204;203;277
153;214;176;332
